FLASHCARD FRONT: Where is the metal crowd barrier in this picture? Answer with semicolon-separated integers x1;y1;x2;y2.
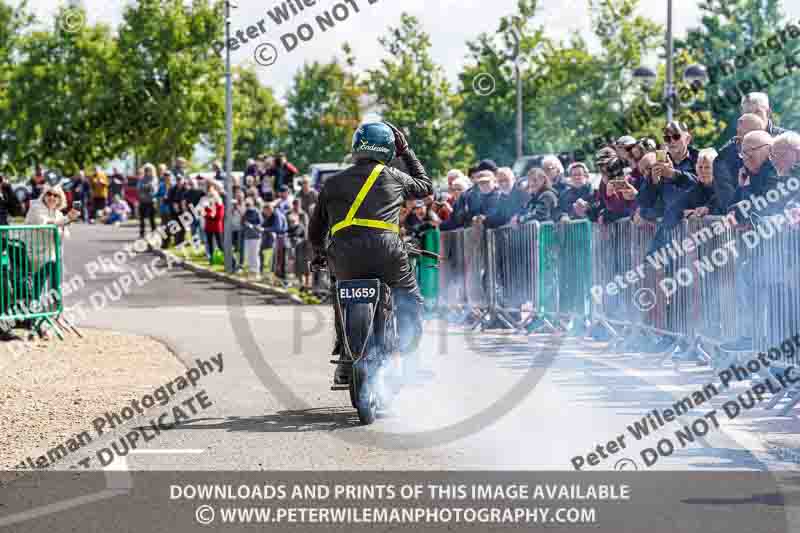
750;215;800;414
556;220;593;332
438;213;800;413
438;228;467;311
590;217;636;334
0;225;63;334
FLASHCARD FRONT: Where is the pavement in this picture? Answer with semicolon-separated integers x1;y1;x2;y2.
7;222;800;473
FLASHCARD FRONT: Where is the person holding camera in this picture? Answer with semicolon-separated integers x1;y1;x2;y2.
591;147;637;225
638;121;699;213
640;122;700;255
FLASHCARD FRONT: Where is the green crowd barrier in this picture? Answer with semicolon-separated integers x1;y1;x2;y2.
418;228;440;313
556;220;593;330
0;225;63;334
535;222;558;318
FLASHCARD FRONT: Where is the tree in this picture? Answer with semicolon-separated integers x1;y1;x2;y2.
285;49;362;173
116;0;225;164
459;0;548;165
4;6;124;175
0;0;35;174
204;67;288;169
458;0;661;166
677;0;799;145
369;14;473;178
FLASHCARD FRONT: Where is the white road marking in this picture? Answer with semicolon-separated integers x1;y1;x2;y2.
130;449;205;454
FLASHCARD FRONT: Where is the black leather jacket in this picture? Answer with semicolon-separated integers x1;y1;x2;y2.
308;149;432;251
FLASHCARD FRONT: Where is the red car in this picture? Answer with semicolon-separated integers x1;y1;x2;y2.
124;175;140;215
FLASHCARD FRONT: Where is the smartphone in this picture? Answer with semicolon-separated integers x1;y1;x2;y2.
656;150;667;163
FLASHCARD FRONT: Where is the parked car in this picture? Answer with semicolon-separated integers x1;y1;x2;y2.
511;153;575;179
310;163;347;191
123;175;140;215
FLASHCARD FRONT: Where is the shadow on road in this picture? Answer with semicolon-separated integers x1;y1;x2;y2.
162;408;361;433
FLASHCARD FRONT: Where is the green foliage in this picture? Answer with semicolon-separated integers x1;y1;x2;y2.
205;67;288;169
116;0;225;165
369;14;474;178
459;0;662;165
4;7;123;175
285;50;362;173
677;0;800;145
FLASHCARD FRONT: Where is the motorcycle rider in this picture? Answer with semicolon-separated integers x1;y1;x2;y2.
308;122;433;384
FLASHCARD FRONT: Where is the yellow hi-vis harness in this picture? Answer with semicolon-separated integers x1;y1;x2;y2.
330;163;399;236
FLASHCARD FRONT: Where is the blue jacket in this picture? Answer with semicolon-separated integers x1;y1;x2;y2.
712;139;741;212
638;146;699;215
486;187;530;228
441;185;482;230
262;209;287;249
242;208;263;240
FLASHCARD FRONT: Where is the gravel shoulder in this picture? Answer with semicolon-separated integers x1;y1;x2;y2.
0;329;184;470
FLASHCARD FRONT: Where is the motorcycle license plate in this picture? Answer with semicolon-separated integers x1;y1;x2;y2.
336;279;380;305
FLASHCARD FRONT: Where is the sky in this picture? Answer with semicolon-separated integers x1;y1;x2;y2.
16;0;800;169
22;0;788;100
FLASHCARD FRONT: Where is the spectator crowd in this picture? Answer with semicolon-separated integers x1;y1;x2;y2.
436;92;800;260
4;91;799;302
0;152;320;292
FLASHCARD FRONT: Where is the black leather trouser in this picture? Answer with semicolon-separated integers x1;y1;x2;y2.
328;232;423;354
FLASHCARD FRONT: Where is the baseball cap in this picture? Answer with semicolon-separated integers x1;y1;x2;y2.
595;147;618;168
475;159;498;173
616;135;637;148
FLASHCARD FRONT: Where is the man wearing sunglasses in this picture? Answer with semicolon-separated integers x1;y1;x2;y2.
713;113;767;213
639;123;698;214
637;121;700;257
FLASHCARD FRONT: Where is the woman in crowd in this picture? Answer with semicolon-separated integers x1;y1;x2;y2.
23;184;80;313
230;191;245;272
105;194;131;225
515;168;559;224
541;155;568;196
241;197;263;281
683;148;724;218
203;188;225;263
448;177;470;207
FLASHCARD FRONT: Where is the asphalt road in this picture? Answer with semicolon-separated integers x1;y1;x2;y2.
43;223;798;473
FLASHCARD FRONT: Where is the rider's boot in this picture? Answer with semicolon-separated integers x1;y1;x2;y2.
331;334;350;384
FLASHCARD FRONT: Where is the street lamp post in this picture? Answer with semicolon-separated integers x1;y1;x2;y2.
665;0;674;122
515;55;523;160
223;0;234;274
632;0;708;120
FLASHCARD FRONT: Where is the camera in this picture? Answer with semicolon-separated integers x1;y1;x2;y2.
603;156;627;179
